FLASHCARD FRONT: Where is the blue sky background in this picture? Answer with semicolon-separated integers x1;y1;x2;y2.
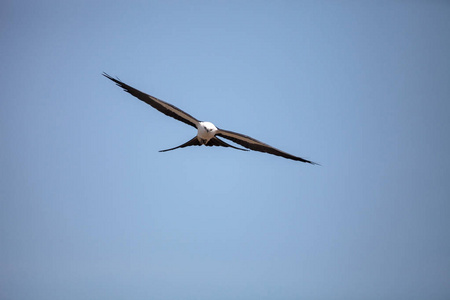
1;1;450;299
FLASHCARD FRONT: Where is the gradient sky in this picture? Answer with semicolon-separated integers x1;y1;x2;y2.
1;1;450;299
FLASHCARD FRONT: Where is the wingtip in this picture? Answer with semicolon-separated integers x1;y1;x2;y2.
102;72;124;89
102;72;116;83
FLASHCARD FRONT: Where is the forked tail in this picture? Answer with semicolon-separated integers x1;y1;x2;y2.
159;136;248;152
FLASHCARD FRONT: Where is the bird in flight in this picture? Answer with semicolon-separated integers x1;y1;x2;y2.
103;73;317;164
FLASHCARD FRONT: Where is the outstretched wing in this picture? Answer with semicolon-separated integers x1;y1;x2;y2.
217;129;317;164
103;73;199;128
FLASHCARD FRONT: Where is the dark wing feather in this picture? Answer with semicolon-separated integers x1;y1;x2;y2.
205;137;248;151
103;73;199;128
217;129;317;164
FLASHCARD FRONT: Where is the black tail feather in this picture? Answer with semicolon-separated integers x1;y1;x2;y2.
206;137;248;151
159;136;201;152
159;136;248;153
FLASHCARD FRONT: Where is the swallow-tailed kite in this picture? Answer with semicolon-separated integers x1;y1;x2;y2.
103;73;317;164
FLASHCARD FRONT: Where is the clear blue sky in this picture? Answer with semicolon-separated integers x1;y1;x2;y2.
1;1;450;299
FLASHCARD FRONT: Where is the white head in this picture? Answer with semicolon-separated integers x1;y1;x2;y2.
200;121;218;132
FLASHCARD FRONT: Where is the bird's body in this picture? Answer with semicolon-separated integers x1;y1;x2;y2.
197;121;218;144
103;73;317;165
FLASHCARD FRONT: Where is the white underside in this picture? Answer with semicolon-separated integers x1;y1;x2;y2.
197;121;218;144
